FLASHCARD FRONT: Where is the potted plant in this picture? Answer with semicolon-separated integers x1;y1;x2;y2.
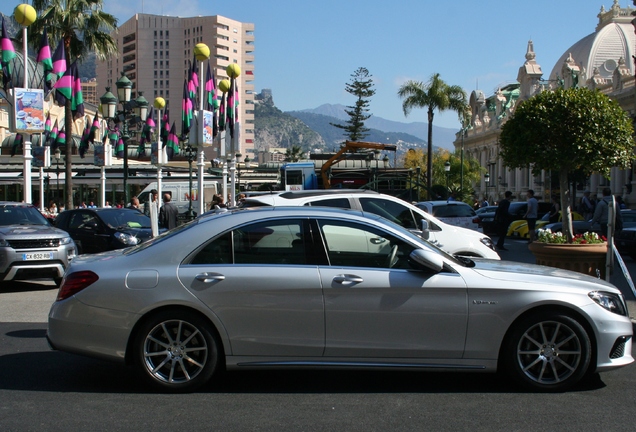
530;228;608;277
499;87;633;243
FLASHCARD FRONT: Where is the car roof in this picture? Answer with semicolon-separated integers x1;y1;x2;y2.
198;203;384;225
0;202;35;207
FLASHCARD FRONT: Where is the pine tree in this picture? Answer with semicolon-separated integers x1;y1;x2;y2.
331;67;375;142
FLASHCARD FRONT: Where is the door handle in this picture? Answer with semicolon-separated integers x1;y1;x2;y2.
333;274;364;284
195;272;225;283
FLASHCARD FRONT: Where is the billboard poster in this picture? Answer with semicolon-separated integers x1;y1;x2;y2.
201;110;214;146
94;145;105;166
14;88;45;133
151;142;158;165
32;146;45;168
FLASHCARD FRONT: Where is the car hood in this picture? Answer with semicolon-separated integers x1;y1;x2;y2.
469;258;617;290
0;224;67;238
117;227;155;240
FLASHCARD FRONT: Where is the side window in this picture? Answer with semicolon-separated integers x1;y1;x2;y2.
304;198;351;209
359;198;419;229
234;220;306;265
317;219;415;269
191;232;232;264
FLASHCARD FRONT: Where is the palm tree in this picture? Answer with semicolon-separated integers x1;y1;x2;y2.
284;145;304;162
398;73;467;195
30;0;118;210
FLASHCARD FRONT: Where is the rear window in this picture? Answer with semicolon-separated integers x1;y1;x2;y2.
432;204;475;218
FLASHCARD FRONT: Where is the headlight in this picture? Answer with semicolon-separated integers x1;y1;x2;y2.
0;238;8;247
114;232;140;245
480;237;495;250
59;236;74;245
589;291;628;316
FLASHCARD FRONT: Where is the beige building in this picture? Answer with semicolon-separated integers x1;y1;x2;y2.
96;13;255;159
459;1;636;207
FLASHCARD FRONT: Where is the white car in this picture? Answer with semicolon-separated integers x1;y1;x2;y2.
415;201;479;231
240;190;499;259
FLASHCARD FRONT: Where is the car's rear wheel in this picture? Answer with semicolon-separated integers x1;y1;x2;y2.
133;310;219;392
504;312;591;392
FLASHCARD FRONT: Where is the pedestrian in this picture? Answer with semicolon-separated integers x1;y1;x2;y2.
144;189;159;216
580;190;595;221
128;196;141;210
548;195;560;224
481;198;489;207
210;194;226;209
447;192;457;202
494;191;513;251
159;193;179;229
591;187;623;238
523;189;538;241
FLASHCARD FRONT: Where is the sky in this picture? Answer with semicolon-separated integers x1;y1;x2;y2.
1;0;628;130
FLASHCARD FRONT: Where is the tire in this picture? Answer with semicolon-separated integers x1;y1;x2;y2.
504;312;591;392
133;310;219;392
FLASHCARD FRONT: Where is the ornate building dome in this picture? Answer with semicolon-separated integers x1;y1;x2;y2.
549;0;635;83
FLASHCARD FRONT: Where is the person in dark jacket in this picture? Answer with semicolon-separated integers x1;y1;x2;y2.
159;193;179;229
494;191;513;250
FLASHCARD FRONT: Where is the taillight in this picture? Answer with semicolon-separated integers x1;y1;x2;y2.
57;271;99;301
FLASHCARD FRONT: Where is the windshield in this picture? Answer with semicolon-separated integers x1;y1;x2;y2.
0;204;49;226
99;209;151;229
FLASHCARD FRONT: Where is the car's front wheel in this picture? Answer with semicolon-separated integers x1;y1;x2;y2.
504;312;591;392
133;310;219;392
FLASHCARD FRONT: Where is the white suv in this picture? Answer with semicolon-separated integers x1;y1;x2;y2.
241;190;499;259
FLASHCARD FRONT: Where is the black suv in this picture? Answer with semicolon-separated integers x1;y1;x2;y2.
0;202;77;285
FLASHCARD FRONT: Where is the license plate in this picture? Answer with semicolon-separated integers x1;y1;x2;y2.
22;252;54;261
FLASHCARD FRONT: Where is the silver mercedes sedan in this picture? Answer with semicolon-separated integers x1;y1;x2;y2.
47;206;634;392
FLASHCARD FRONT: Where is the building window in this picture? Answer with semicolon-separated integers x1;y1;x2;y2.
166;30;169;37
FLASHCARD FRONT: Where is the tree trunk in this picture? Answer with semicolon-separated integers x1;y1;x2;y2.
427;108;434;196
559;167;573;242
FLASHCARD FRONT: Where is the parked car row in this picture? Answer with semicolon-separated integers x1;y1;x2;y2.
475;201;553;235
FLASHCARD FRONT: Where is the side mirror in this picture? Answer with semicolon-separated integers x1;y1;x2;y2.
409;249;444;273
419;219;430;240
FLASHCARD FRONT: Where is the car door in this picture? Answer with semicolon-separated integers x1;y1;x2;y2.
178;218;325;357
315;218;468;359
64;210;109;254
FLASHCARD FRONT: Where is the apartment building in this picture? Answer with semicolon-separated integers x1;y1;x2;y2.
95;13;255;156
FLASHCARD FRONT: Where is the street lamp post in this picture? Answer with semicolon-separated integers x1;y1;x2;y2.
235;153;242;194
444;160;451;192
54;148;61;202
99;73;148;206
185;144;196;221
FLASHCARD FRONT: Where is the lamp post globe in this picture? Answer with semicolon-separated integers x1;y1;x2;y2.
218;79;231;93
135;92;149;122
99;88;117;119
194;43;210;62
115;72;132;103
154;97;166;110
226;64;241;78
14;4;36;26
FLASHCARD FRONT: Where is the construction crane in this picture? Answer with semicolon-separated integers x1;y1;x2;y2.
321;141;397;189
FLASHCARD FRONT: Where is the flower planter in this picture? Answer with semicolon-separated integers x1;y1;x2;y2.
528;241;608;278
